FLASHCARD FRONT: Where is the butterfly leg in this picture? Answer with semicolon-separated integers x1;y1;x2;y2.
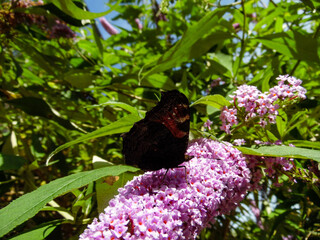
180;165;190;187
160;168;170;184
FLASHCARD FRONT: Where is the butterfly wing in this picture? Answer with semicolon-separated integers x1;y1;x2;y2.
122;119;188;170
122;90;190;171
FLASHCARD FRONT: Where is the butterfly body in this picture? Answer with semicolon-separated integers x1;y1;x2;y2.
122;90;190;171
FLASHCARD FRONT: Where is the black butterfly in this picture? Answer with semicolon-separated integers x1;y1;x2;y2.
122;90;190;171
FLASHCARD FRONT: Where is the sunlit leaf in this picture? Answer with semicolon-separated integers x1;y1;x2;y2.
46;113;142;164
237;145;320;162
287;140;320;149
0;165;139;238
141;8;230;78
142;74;176;90
93;157;138;213
255;31;320;63
63;69;97;88
48;0;119;20
190;95;231;109
87;101;140;115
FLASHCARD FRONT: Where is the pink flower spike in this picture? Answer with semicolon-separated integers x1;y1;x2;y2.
135;18;143;30
99;17;119;35
80;139;252;239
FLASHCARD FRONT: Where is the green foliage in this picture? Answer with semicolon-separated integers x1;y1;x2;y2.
0;165;139;237
45;113;142;164
0;0;319;239
48;0;119;20
8;220;62;240
237;145;320;162
190;95;231;109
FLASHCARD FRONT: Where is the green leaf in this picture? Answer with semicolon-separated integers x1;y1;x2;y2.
46;113;142;164
7;97;53;118
0;154;26;171
8;220;62;240
92;21;104;57
13;39;57;76
190;95;230;109
21;68;45;85
254;31;320;63
214;52;233;74
141;74;176;90
96;172;136;213
141;8;230;78
17;4;83;26
7;97;81;131
12;58;23;81
48;0;119;20
270;209;294;237
253;7;283;32
276;110;287;139
0;165;139;238
300;0;315;9
287;140;320;149
87;101;140;115
63;69;97;88
198;59;229;79
93;158;137;213
237;145;320;162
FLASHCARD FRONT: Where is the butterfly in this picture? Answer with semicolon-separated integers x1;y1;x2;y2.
122;90;190;171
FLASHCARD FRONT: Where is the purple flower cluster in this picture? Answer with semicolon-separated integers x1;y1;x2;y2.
246;141;295;189
220;75;306;134
80;139;251;240
1;0;44;36
233;139;246;146
270;75;306;100
0;0;75;39
49;20;76;39
203;119;213;130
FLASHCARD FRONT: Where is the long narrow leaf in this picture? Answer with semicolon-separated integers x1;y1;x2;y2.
8;220;62;240
255;31;319;63
141;8;229;78
0;165;139;238
86;101;140;115
48;0;119;20
287;140;320;149
237;145;320;162
46;113;142;164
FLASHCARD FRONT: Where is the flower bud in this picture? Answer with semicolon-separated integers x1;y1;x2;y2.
134;18;143;30
99;17;119;35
